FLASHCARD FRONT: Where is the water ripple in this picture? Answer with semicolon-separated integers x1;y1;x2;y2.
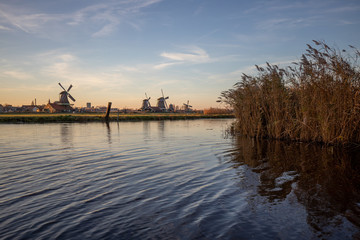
0;120;359;239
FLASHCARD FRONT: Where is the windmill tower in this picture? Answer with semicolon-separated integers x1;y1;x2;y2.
183;100;192;112
168;104;175;112
57;83;76;106
140;93;152;111
157;89;169;112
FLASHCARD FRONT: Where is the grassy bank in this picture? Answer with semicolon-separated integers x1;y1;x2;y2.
220;41;360;146
0;113;234;123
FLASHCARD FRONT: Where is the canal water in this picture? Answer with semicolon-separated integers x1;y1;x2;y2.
0;119;359;239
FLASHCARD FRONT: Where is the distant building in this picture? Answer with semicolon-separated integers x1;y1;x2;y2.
86;102;91;108
0;104;3;113
21;105;39;112
149;106;162;112
44;103;73;113
3;104;15;112
96;106;108;113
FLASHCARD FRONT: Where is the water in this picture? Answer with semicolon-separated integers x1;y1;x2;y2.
0;119;359;239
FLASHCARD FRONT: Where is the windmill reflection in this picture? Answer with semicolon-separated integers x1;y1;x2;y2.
143;121;151;141
60;123;73;148
157;120;165;140
228;136;360;235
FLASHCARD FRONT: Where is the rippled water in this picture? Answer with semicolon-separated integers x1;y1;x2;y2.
1;119;359;239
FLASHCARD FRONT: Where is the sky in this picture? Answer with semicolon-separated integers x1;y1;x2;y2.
1;0;360;109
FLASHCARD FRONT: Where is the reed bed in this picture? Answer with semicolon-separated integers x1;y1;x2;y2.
220;41;360;145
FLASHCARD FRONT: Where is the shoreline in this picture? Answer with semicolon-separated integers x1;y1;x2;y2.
0;113;235;123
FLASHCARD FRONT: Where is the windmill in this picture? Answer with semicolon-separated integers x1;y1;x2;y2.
183;100;192;112
157;89;169;111
168;104;175;112
140;93;152;111
57;83;76;106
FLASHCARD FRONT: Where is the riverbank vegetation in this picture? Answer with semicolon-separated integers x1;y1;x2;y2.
0;112;234;123
219;41;360;146
203;107;233;115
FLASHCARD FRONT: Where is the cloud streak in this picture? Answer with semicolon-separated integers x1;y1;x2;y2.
161;47;210;63
256;16;321;31
153;62;180;70
0;5;66;34
244;0;360;32
0;0;162;37
155;46;213;69
3;70;33;80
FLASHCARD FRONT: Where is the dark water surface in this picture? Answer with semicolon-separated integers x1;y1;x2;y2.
1;119;359;239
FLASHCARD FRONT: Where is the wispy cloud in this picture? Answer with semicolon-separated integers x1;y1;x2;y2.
37;50;132;90
323;6;360;14
244;0;359;32
0;24;11;31
243;1;307;14
0;5;66;34
161;46;210;62
115;65;142;72
0;0;162;37
3;70;33;80
153;62;180;70
256;17;320;31
337;20;356;25
68;0;163;37
153;46;213;70
41;52;77;79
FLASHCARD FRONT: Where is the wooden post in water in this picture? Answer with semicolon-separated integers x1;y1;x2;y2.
105;102;112;122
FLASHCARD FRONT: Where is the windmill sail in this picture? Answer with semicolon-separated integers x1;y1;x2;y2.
183;100;192;112
68;94;76;102
58;82;66;91
58;83;76;105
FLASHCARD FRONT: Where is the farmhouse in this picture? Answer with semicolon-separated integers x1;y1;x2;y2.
44;103;73;113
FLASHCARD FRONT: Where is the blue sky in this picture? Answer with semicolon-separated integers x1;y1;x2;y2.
1;0;360;109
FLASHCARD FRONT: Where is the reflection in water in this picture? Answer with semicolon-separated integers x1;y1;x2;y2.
60;123;73;147
105;121;111;145
143;121;150;141
228;136;360;238
2;120;360;239
158;120;165;140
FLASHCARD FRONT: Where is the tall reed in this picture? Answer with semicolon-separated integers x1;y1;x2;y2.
220;41;360;145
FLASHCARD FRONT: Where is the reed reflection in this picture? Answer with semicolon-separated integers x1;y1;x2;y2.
229;136;360;235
